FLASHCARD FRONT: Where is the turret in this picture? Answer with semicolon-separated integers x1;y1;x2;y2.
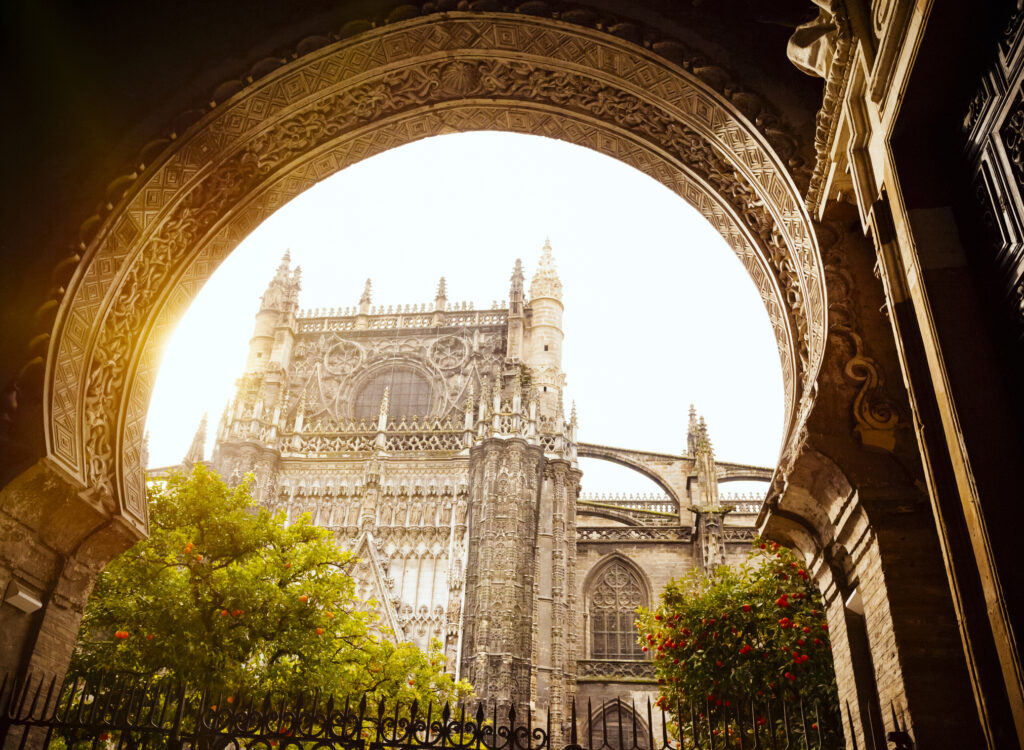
525;239;565;418
245;251;300;372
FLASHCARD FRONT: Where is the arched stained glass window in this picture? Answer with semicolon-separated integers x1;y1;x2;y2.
353;369;431;420
590;559;646;659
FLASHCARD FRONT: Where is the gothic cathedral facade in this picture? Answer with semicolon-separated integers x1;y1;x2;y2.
193;241;766;735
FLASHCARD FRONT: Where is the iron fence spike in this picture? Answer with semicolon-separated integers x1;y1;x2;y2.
570;698;577;745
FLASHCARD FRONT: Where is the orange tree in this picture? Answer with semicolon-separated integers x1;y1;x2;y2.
73;465;470;707
636;540;840;741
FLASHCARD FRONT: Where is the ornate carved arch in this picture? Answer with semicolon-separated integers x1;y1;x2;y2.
44;12;825;532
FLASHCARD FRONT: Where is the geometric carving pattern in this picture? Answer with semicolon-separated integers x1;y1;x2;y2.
46;14;823;522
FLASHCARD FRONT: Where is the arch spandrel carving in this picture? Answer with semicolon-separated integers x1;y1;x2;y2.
46;13;825;522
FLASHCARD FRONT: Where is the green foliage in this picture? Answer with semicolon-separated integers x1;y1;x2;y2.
637;540;840;740
73;465;471;707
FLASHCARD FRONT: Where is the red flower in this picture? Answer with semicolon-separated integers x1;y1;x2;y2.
821;623;829;630
316;627;324;635
145;634;153;641
299;595;308;603
100;733;110;741
194;554;203;562
227;696;234;704
803;626;811;633
742;604;751;612
220;609;229;617
715;660;723;667
798;639;805;646
183;543;194;554
655;614;662;621
775;595;789;607
232;609;244;617
784;672;796;681
642;646;648;652
114;630;129;640
739;645;751;655
814;638;822;646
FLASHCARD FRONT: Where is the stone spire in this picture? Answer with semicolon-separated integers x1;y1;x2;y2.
435;277;448;307
529;238;562;301
259;251;297;312
360;278;373;311
507;259;527;361
511;259;525;297
686;404;699;455
183;413;208;467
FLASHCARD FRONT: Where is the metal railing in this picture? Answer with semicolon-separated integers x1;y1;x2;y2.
0;671;857;750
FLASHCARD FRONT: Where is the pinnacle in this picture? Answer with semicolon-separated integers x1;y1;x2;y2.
529;238;562;301
360;278;373;305
436;277;447;299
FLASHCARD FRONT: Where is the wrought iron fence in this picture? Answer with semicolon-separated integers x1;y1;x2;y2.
0;671;853;750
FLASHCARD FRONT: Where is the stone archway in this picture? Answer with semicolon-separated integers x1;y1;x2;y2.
44;13;825;538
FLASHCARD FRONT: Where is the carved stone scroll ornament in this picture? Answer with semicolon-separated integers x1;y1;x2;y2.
820;226;900;453
55;15;823;525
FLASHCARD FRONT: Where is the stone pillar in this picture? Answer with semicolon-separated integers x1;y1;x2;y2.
534;458;580;745
764;216;989;748
0;459;143;679
462;438;543;714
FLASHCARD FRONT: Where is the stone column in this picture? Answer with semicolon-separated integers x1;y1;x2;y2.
0;459;143;679
461;438;543;715
535;458;580;746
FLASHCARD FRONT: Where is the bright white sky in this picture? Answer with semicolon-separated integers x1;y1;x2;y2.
145;131;783;495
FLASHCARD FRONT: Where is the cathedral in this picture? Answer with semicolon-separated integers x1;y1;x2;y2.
189;240;769;731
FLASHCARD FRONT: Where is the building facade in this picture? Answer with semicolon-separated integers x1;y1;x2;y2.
196;241;766;731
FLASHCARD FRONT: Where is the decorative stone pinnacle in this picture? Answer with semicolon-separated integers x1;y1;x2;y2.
378;386;390;421
436;277;447;300
529;238;562;301
184;412;208;466
511;259;525;292
361;279;373;305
